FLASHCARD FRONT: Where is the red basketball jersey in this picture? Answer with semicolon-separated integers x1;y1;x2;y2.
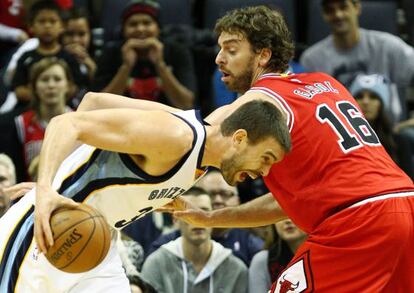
249;72;414;233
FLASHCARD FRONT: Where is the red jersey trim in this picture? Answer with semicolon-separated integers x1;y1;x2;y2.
248;87;294;132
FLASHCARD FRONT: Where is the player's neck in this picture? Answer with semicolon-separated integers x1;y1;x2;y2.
201;126;231;169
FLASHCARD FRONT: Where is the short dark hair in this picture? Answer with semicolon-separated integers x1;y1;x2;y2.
63;7;90;23
220;100;291;152
215;6;294;73
29;0;62;24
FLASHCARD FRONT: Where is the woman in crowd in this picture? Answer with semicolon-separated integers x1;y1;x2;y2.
248;219;307;293
14;57;74;179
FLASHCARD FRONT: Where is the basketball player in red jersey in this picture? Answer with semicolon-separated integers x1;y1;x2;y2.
162;5;414;292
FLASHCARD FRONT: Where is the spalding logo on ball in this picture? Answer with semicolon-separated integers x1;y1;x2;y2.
45;204;111;273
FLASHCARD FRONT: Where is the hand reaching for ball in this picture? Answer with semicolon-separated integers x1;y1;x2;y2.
34;185;79;254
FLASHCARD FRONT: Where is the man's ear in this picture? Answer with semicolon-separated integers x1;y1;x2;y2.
232;129;248;147
259;48;272;67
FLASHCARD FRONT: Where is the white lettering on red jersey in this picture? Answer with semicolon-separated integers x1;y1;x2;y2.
249;72;414;233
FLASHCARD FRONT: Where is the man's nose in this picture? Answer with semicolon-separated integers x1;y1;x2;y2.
215;51;225;65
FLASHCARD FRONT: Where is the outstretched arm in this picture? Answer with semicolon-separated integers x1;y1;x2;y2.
77;91;180;113
36;109;192;253
169;192;287;228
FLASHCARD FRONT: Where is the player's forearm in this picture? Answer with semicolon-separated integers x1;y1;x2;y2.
78;91;178;113
37;114;80;189
206;193;286;228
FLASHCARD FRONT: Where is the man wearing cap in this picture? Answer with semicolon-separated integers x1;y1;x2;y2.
300;0;414;122
93;0;196;109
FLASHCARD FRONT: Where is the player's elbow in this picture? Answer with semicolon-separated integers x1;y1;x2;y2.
48;113;80;137
77;92;99;112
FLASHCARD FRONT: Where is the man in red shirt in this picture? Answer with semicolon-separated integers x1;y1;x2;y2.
166;5;414;292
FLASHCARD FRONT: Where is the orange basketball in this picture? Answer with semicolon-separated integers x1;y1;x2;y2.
45;204;111;273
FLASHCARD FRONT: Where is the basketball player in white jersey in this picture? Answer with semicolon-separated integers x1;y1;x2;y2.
0;96;290;292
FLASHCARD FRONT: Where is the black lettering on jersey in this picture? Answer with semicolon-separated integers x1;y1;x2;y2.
156;188;168;199
148;187;187;200
166;187;181;198
148;190;158;200
114;206;153;228
175;188;186;198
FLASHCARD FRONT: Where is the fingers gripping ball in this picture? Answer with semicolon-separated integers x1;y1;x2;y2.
45;204;111;273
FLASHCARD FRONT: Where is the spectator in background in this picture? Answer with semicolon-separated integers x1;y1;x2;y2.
248;219;306;293
11;0;88;111
0;0;28;68
349;74;414;179
62;8;96;82
117;231;145;276
0;153;16;216
147;170;264;265
93;0;195;109
14;57;74;179
197;169;264;265
350;74;396;156
300;0;414;122
123;210;175;257
141;187;248;293
128;274;157;293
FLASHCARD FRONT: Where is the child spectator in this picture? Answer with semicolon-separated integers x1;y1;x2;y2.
11;0;88;109
93;0;195;109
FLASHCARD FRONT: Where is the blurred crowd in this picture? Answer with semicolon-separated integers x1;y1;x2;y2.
1;0;413;292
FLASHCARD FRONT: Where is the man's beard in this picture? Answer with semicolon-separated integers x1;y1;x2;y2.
221;153;244;186
226;58;255;94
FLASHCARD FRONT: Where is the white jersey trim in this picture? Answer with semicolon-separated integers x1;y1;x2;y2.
248;87;294;132
349;190;414;208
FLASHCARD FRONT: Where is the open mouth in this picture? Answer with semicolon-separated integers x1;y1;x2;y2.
237;171;260;183
239;172;247;182
219;69;231;82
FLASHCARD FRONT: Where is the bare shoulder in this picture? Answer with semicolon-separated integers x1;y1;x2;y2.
236;91;283;111
205;91;284;125
145;110;194;158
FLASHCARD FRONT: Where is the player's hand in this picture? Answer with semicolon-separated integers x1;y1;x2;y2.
173;208;212;227
34;185;79;254
158;197;212;227
132;38;164;65
122;39;139;66
157;196;193;213
2;182;35;201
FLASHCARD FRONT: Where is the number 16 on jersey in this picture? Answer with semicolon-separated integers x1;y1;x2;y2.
316;101;381;153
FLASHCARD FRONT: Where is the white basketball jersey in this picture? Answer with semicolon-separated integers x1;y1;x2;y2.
52;109;207;229
0;110;208;292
